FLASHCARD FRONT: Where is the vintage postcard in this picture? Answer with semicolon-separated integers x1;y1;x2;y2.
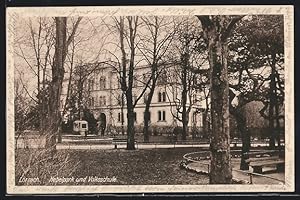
6;5;294;194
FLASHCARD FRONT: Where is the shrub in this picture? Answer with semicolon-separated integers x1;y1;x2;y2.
149;125;174;136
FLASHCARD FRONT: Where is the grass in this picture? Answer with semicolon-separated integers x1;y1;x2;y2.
15;147;209;185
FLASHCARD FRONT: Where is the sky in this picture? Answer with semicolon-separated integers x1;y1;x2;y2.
13;15;201;98
12;15;284;106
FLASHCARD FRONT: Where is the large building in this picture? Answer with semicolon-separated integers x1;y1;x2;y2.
61;62;208;135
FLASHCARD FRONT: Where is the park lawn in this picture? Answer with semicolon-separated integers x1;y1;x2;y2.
15;147;209;185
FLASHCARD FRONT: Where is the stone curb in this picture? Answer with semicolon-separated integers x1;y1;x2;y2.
179;160;250;184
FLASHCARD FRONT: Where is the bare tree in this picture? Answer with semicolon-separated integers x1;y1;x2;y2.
137;16;177;142
45;17;82;151
166;18;207;140
15;17;55;133
105;16;151;150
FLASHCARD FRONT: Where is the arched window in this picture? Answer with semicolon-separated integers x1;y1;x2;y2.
162;92;166;102
158;91;166;102
158;92;162;102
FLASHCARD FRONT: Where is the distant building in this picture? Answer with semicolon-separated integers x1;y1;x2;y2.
60;62;208;135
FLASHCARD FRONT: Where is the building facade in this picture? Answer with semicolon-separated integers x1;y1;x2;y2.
61;62;207;135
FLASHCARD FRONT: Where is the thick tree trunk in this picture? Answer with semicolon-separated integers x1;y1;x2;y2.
208;39;232;184
45;17;67;152
127;108;136;150
126;89;135;150
197;15;242;184
181;85;188;140
234;108;250;170
181;106;188;141
229;89;251;170
143;110;150;142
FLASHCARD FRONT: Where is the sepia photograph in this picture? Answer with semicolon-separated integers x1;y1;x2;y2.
6;6;294;194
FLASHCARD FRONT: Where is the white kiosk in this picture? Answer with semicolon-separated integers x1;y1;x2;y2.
73;120;88;136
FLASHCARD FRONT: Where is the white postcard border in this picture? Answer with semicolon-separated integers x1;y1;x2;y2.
6;5;294;194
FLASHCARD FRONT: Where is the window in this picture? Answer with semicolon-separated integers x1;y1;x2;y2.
88;79;94;91
158;111;161;121
134;112;137;122
89;97;94;107
158;91;166;102
103;96;106;106
118;113;124;122
99;96;106;106
158;110;166;121
100;76;106;90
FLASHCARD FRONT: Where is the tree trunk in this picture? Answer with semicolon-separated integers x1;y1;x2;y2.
234;107;250;170
197;15;242;184
143;110;150;142
143;79;155;143
181;106;188;141
275;101;281;148
127;107;136;150
126;89;135;150
208;38;232;184
181;66;188;141
45;17;67;152
269;62;276;148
